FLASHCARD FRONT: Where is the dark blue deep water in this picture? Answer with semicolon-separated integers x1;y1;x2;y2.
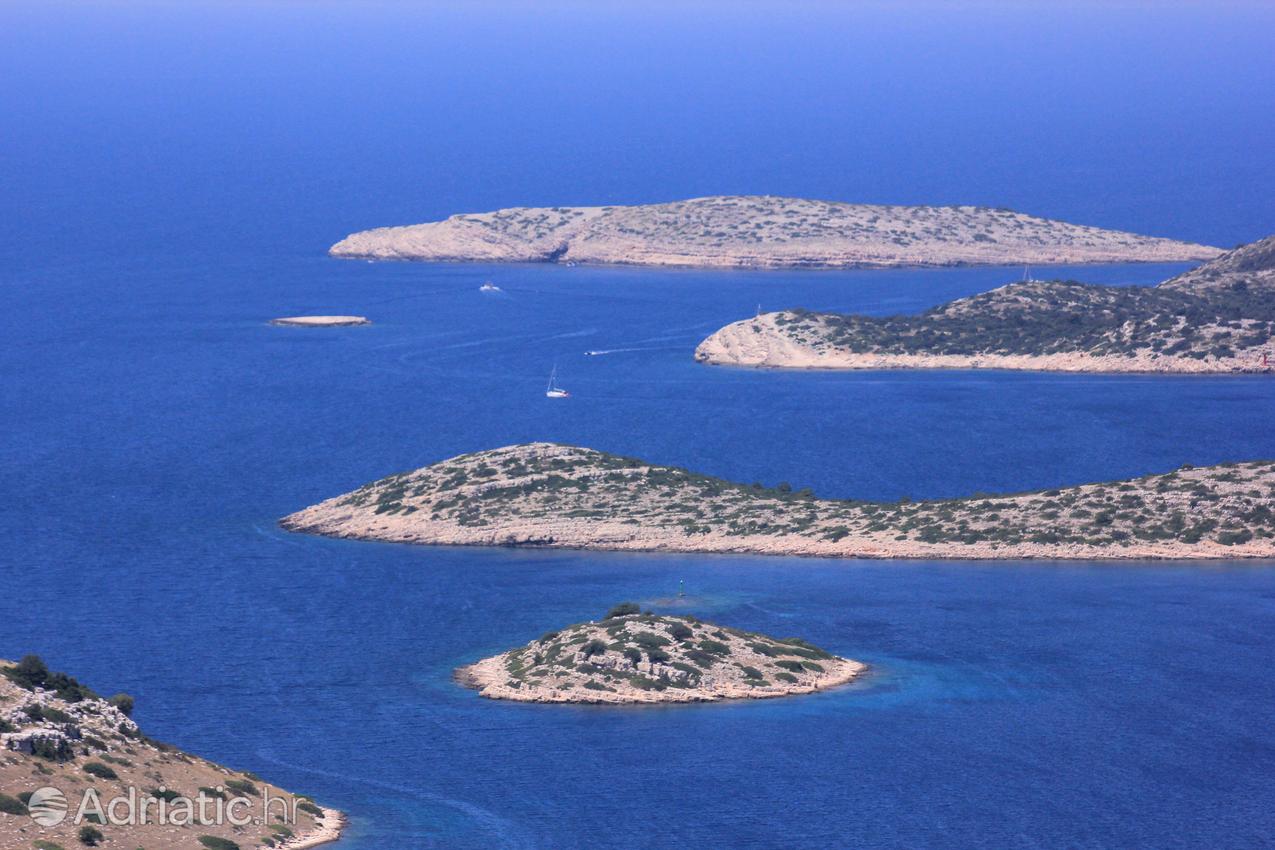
3;3;1275;849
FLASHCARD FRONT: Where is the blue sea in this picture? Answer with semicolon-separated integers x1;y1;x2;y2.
2;3;1274;849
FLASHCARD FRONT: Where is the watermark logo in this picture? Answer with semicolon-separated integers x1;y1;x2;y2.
27;786;68;826
22;785;301;828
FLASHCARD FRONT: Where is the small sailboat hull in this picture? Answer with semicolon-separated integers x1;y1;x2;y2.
546;364;570;397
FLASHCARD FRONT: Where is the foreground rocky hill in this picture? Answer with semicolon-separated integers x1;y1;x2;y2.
281;443;1275;560
329;196;1217;270
0;657;341;850
697;235;1275;372
457;605;864;704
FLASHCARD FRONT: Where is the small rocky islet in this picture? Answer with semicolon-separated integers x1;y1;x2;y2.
456;604;865;704
270;315;370;327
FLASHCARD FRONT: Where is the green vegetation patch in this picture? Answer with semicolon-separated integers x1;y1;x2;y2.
779;280;1275;359
197;838;240;850
2;655;99;703
82;762;119;781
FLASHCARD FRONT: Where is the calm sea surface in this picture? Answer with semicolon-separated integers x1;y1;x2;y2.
2;3;1274;848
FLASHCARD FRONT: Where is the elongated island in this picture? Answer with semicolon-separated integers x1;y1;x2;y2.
0;657;343;850
457;604;864;704
696;234;1275;373
271;315;370;327
329;196;1218;270
281;443;1275;560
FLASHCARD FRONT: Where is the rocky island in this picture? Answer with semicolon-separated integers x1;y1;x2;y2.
270;315;370;327
0;656;342;850
696;235;1275;373
281;443;1275;560
457;604;864;704
329;196;1218;270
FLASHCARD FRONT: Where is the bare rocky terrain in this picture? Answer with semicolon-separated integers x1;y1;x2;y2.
281;443;1275;560
269;316;369;327
0;658;341;850
329;196;1218;269
697;235;1275;373
1161;234;1275;293
457;605;864;704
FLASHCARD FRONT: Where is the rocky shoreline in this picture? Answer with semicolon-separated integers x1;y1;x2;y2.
0;657;344;850
456;607;865;704
281;443;1275;561
329;196;1218;270
694;311;1271;374
696;236;1275;373
271;315;370;327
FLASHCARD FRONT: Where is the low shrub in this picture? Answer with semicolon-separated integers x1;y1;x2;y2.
604;602;641;619
197;837;241;850
77;826;104;847
2;655;98;703
632;632;670;649
31;737;74;761
668;623;693;641
685;650;717;668
108;693;135;717
224;779;258;797
0;792;26;815
24;704;76;724
82;762;118;780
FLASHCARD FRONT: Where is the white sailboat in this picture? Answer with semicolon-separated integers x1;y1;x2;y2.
545;365;570;398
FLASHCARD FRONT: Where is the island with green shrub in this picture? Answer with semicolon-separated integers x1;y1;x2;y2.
456;604;865;704
280;442;1275;560
696;234;1275;372
329;195;1217;269
0;657;343;850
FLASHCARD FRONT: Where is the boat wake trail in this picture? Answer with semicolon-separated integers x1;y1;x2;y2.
582;346;674;356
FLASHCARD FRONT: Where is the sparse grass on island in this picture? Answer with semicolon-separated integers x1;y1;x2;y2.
456;605;865;704
696;234;1275;373
328;196;1217;270
280;442;1275;560
0;656;342;850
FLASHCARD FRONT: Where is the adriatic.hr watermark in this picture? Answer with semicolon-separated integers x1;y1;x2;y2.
23;785;303;828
